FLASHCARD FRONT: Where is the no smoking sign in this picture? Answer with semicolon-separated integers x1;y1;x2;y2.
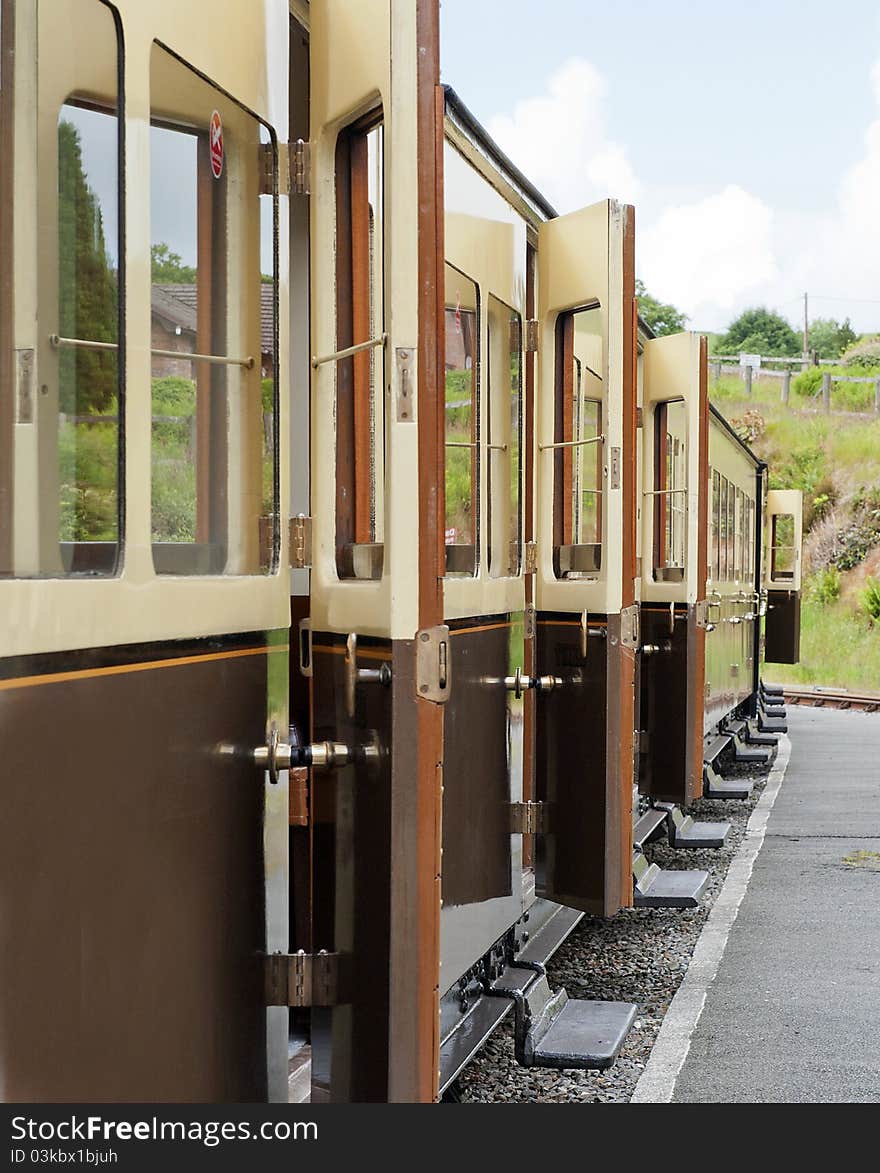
209;110;223;179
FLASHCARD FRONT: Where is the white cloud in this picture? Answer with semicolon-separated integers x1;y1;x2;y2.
485;54;880;334
639;186;778;328
486;58;640;212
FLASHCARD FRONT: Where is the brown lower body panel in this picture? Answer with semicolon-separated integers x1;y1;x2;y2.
0;633;285;1102
535;614;632;917
765;590;801;665
639;605;704;806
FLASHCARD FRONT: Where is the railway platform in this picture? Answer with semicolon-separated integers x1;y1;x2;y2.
667;704;880;1103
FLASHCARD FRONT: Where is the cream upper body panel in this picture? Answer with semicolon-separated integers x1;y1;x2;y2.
2;0;292;659
640;332;703;605
308;0;425;641
535;199;630;618
442;141;527;622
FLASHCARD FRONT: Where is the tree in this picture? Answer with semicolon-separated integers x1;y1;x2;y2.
808;317;857;360
58;119;119;413
151;242;197;284
713;306;801;357
635;279;688;336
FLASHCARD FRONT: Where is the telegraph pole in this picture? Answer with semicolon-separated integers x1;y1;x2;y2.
803;291;809;360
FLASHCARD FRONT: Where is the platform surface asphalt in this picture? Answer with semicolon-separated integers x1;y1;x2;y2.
673;705;880;1103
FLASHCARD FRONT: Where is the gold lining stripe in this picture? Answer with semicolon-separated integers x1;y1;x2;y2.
536;619;608;629
312;644;391;661
448;621;513;636
0;644;288;693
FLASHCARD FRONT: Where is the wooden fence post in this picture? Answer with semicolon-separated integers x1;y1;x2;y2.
743;365;752;395
875;378;880;416
822;371;831;413
782;370;791;405
713;360;722;384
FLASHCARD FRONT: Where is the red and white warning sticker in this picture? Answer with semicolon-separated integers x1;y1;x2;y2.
209;110;223;179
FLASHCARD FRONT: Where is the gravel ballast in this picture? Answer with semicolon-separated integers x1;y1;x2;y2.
454;746;775;1103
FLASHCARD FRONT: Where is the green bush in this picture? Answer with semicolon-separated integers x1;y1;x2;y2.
792;367;823;398
861;577;880;622
262;377;274;414
152;375;195;415
804;473;836;532
810;566;841;606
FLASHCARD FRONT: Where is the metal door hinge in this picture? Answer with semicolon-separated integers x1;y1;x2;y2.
524;540;537;575
610;446;621;490
509;801;547;835
258;143;280;195
636;406;643;428
524;603;536;641
264;951;349;1007
291;138;311;195
695;599;715;631
620;604;640;651
395;347;415;422
17;349;34;424
289;514;312;569
415;624;451;704
525;319;539;353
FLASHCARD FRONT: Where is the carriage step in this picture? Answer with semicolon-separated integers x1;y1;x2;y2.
655;803;731;849
633;807;669;851
730;732;770;765
703;761;752;800
633;851;709;908
704;732;732;764
761;681;785;698
758;713;787;733
761;703;787;719
726;716;774;746
515;974;637;1070
744;719;778;746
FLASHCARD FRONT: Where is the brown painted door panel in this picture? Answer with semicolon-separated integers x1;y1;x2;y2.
765;590;801;664
639;607;690;804
442;624;515;908
0;647;274;1101
535;618;624;916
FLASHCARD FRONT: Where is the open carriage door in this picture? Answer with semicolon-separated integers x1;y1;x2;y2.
534;201;637;916
308;0;442;1102
639;333;708;804
0;0;291;1100
764;488;802;664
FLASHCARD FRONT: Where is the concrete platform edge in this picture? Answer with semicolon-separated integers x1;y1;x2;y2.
630;735;792;1104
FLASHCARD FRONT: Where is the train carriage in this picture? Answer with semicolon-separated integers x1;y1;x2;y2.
0;0;802;1105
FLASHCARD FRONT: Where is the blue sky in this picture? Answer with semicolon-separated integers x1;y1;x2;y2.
440;0;880;334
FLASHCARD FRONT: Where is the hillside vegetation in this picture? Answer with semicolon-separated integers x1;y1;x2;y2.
711;375;880;692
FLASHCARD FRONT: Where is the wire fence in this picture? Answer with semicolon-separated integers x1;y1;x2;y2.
711;362;880;415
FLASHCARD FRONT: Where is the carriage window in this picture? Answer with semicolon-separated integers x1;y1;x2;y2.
2;0;122;578
652;399;687;581
711;470;720;583
553;306;604;579
488;296;521;578
444;264;479;577
149;44;278;576
733;487;742;581
334;118;384;580
720;477;730;580
748;497;755;580
770;513;796;581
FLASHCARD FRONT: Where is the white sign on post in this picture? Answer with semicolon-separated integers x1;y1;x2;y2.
739;352;762;371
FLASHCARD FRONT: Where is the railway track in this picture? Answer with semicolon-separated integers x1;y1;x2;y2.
781;685;880;712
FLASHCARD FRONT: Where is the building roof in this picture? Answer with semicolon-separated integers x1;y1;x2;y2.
151;283;274;355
